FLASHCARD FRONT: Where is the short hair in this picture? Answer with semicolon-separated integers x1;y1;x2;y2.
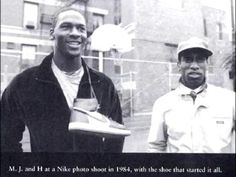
51;6;84;29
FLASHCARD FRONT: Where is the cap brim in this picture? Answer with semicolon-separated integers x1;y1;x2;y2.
178;47;213;57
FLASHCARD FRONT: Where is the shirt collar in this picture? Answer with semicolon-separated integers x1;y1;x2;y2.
177;82;207;94
176;82;210;107
51;59;84;81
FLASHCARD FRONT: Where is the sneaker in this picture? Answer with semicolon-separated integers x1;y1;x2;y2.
68;107;131;137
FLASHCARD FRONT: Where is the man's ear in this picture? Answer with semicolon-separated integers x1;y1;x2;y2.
49;28;55;40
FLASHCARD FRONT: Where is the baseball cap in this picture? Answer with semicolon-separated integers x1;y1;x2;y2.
177;37;213;57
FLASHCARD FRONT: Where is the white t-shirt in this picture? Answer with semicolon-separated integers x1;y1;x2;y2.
51;59;84;109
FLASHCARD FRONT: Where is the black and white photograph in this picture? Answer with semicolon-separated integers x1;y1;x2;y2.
1;0;235;176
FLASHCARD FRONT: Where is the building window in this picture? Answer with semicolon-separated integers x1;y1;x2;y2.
40;13;53;25
114;0;121;25
93;13;104;30
114;65;121;74
203;19;208;37
7;42;15;49
114;16;121;25
40;13;53;30
217;23;223;40
22;45;36;61
23;2;38;29
164;43;178;62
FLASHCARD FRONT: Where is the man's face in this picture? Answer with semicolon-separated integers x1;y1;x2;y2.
178;49;208;89
50;10;87;58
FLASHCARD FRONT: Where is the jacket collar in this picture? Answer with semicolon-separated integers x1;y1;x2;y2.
34;53;58;84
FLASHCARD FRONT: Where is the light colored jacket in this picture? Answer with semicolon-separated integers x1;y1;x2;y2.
148;83;235;153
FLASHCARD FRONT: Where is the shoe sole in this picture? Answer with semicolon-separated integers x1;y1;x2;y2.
68;122;131;137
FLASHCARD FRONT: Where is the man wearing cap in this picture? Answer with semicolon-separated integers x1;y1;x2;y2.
148;37;235;153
